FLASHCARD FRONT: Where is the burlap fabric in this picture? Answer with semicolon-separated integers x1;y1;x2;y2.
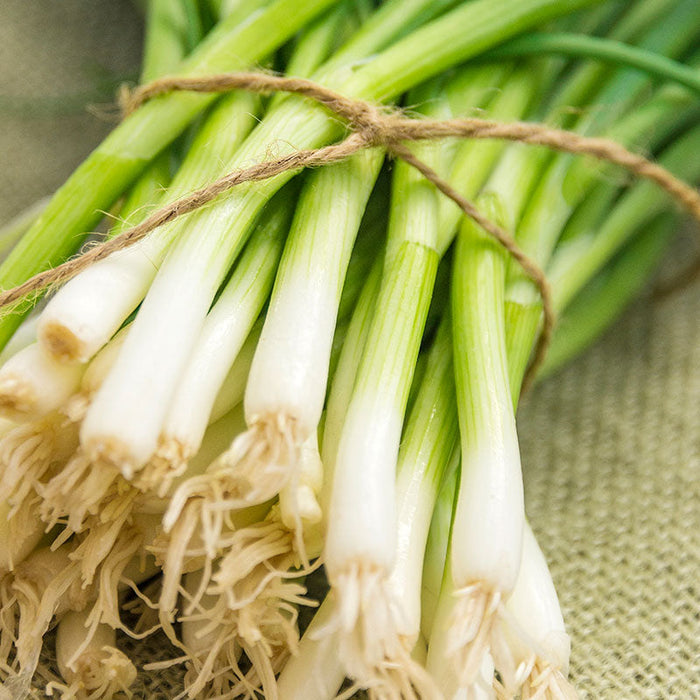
1;1;698;698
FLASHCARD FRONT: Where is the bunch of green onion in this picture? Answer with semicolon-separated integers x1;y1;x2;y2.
0;0;697;697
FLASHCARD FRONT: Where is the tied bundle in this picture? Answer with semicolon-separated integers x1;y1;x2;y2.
0;0;698;699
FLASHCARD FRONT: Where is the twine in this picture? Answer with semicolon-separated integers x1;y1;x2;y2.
3;72;700;385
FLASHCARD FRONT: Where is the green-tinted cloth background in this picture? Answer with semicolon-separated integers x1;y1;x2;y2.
1;1;698;697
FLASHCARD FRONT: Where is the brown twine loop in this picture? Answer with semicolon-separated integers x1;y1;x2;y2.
6;72;700;387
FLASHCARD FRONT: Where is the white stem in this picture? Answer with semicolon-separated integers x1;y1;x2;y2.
209;322;259;423
421;464;458;640
502;522;571;688
38;245;166;364
0;343;84;421
426;564;497;700
450;434;523;592
451;203;525;597
279;431;323;532
448;209;527;693
390;461;448;642
245;150;383;439
79;236;225;477
159;202;288;465
325;393;400;575
78;327;130;398
0;314;38;366
276;597;345;700
320;258;382;516
55;609;137;698
389;322;458;643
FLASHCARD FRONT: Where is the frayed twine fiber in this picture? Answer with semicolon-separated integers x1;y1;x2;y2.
2;71;700;386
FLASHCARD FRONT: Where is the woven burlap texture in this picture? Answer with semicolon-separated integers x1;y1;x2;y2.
1;1;698;698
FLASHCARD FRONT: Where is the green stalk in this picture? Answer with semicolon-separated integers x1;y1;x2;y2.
546;0;689;118
436;65;541;256
141;0;197;83
0;0;338;347
422;252;454;342
126;0;201;221
511;0;700;274
426;204;532;690
432;67;553;396
540;214;677;378
242;149;383;428
268;2;355;112
321;0;463;76
328;80;454;431
339;0;604;102
324;77;451;473
501;6;700;396
487;32;700;95
548;124;700;312
335;178;389;324
321;102;443;679
352;208;439;410
505;90;699;395
243;0;388;440
114;0;195;225
211;0;273;20
325;196;390;395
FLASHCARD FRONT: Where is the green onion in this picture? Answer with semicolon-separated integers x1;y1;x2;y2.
447;197;524;688
322;82;446;688
487;32;700;95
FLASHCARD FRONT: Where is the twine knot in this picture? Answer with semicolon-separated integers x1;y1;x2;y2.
348;103;394;146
